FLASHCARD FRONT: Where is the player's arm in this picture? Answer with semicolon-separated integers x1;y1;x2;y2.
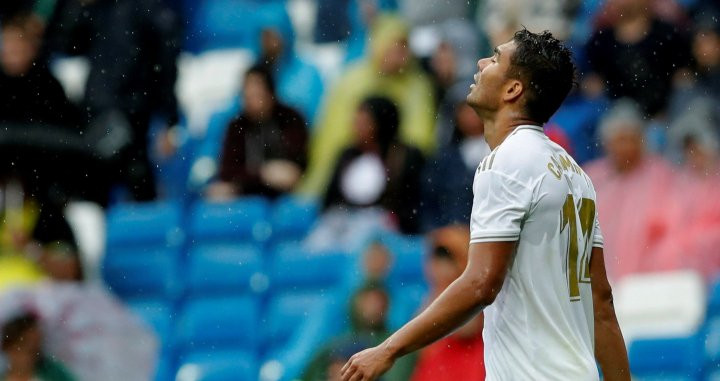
341;241;514;381
590;246;630;381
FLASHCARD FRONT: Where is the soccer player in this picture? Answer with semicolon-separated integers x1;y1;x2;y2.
341;29;630;381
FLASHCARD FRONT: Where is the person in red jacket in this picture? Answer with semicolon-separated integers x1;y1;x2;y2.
410;225;485;381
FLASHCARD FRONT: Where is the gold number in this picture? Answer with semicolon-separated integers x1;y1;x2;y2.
561;195;595;301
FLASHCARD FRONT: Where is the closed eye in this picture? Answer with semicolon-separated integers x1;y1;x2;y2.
492;46;501;63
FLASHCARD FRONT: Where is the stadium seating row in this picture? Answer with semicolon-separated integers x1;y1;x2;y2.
102;196;427;381
103;195;720;380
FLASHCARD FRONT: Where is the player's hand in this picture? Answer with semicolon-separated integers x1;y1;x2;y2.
340;345;395;381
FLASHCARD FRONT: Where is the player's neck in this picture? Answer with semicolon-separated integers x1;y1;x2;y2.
482;110;539;150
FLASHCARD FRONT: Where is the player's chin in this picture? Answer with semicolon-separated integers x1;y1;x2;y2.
466;88;480;106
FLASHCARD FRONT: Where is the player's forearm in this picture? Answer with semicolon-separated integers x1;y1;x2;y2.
594;302;630;381
380;274;488;360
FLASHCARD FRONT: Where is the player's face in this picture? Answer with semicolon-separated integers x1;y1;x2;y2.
466;40;516;112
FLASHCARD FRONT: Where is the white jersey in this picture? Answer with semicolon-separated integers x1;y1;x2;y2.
470;125;604;381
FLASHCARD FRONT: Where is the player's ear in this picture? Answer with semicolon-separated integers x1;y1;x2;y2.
502;79;524;103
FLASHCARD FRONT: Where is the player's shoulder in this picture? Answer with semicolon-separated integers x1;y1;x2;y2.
478;126;548;177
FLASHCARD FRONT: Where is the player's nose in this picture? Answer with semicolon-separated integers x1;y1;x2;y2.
477;57;490;72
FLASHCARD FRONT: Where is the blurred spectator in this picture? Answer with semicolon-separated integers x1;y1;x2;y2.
478;0;579;47
397;0;469;27
314;0;354;43
0;11;96;206
48;0;182;201
30;205;78;262
255;3;324;123
669;9;720;122
0;183;43;293
545;91;611;164
362;242;393;282
593;0;690;30
207;65;308;201
337;0;398;64
321;336;376;381
322;96;424;234
0;285;157;381
35;241;83;283
0;11;81;128
583;99;675;282
653;107;720;280
410;224;485;380
584;0;691;117
0;255;43;295
0;222;158;381
410;318;484;381
31;203;83;284
427;19;480;116
422;85;490;232
302;15;435;196
544;123;575;155
422;225;469;303
689;10;720;94
301;281;415;381
1;313;76;381
0;190;80;291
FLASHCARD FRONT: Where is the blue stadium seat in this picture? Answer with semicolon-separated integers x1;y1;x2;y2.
186;0;260;52
102;247;181;300
708;278;720;317
150;120;196;201
186;243;264;295
629;335;704;380
260;293;346;380
127;299;174;352
262;291;333;353
188;198;271;244
154;356;173;381
175;350;257;381
705;316;720;376
269;245;347;291
106;201;184;248
176;296;260;354
382;234;426;285
270;196;319;242
187;98;242;191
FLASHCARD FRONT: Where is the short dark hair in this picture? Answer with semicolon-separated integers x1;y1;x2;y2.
508;29;576;124
244;64;276;96
359;96;400;156
1;313;38;351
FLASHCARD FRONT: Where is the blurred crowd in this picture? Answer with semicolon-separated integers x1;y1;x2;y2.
0;0;717;379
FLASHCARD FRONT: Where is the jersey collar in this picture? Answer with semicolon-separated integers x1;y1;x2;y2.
512;125;544;133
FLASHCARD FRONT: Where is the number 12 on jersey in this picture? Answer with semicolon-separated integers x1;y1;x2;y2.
561;194;595;301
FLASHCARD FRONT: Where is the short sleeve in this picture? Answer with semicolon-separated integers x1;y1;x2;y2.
592;214;604;248
469;168;533;243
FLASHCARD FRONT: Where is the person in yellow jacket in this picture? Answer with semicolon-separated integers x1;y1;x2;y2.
0;199;44;293
301;15;436;195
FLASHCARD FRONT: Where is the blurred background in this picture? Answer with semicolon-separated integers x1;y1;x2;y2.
0;0;717;380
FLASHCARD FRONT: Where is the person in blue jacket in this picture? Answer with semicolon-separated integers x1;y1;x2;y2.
254;3;324;125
